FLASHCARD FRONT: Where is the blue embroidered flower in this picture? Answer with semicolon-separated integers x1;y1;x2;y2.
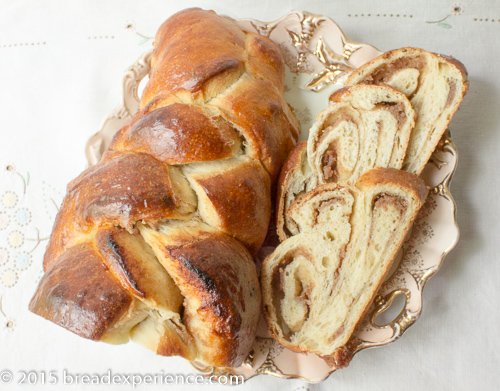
14;252;31;270
15;209;31;226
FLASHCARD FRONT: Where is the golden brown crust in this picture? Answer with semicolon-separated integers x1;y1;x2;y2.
322;338;361;369
71;153;179;228
30;243;133;340
162;235;245;335
245;35;286;91
43;152;186;271
356;167;428;202
109;103;241;164
327;86;351;103
186;158;271;254
31;7;296;368
141;223;260;367
142;8;299;181
142;8;246;104
212;76;299;181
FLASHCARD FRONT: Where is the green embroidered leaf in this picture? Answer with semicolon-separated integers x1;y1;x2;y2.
137;37;150;45
437;23;452;29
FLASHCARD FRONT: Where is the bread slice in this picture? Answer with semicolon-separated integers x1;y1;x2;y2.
262;168;427;366
310;84;416;184
276;84;416;240
346;47;468;174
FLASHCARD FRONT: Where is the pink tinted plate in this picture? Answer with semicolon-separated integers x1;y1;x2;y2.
85;11;459;383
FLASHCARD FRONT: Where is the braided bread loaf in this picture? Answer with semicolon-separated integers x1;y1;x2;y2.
346;47;468;174
276;84;416;240
30;8;299;367
262;168;427;365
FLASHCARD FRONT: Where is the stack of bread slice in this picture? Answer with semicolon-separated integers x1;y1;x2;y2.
262;47;468;368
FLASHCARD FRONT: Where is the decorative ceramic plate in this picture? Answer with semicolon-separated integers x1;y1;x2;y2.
85;11;459;384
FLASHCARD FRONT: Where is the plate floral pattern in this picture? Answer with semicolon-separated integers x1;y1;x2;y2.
85;11;459;383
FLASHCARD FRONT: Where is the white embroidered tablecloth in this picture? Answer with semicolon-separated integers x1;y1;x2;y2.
1;0;498;390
